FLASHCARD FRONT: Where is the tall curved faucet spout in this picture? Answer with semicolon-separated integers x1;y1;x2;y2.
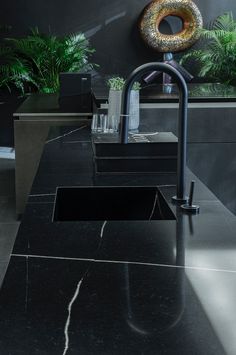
120;62;188;203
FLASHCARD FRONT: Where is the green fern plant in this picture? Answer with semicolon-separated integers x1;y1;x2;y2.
107;76;141;91
180;12;236;85
107;77;125;90
0;45;34;93
0;28;96;94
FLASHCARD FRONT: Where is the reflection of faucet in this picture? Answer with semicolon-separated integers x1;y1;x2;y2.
120;62;188;203
123;211;186;335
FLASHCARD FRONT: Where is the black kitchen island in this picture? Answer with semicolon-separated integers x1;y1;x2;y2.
1;124;236;354
14;82;236;215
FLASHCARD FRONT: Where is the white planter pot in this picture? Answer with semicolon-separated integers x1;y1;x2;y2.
108;89;140;132
108;89;122;132
129;90;140;131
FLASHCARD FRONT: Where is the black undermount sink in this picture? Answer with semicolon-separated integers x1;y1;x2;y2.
53;186;176;222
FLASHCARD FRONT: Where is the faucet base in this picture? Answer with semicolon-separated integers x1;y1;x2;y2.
171;195;189;204
181;204;200;214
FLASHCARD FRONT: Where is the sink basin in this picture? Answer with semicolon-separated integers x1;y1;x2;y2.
53;186;176;221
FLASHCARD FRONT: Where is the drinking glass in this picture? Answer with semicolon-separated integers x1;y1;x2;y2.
91;113;108;133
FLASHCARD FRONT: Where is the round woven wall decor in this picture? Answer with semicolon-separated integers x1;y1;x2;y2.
140;0;203;52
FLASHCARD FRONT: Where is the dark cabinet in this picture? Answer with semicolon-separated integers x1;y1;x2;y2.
0;95;25;147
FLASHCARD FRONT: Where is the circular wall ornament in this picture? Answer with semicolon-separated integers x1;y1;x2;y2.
139;0;203;52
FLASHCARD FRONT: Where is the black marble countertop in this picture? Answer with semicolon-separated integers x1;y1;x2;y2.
95;82;236;104
1;124;236;354
14;83;236;116
13;93;93;117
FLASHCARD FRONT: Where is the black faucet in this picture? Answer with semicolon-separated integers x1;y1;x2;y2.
120;62;188;203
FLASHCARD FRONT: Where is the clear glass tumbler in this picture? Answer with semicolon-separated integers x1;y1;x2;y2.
91;113;108;133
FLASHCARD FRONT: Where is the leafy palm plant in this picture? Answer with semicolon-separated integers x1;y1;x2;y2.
0;28;96;94
180;12;236;85
0;24;28;93
0;45;33;93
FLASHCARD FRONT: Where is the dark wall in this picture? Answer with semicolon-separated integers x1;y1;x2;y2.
0;0;236;77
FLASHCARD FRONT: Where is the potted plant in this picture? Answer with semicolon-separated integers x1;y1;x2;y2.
0;27;97;147
180;12;236;85
107;77;141;131
0;27;96;94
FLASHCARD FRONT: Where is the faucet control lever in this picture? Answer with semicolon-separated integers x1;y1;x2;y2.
181;180;200;214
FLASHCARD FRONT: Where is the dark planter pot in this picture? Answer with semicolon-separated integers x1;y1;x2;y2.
0;92;25;147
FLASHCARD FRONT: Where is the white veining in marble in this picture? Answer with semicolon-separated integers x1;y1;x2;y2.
63;277;84;355
46;126;87;144
10;254;236;274
62;221;107;354
100;221;107;239
149;189;158;220
156;189;165;220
